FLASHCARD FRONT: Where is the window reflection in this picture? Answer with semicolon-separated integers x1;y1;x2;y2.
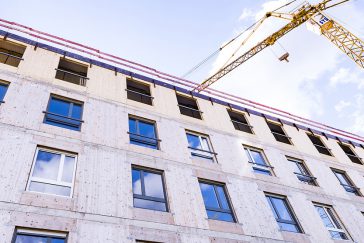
199;181;235;222
132;167;167;212
28;148;77;197
129;117;159;149
44;96;83;131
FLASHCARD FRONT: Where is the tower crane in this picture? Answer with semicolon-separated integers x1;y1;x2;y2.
194;0;364;92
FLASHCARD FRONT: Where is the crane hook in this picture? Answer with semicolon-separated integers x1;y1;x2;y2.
278;52;290;62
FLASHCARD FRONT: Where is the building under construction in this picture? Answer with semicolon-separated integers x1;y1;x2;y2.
0;10;364;243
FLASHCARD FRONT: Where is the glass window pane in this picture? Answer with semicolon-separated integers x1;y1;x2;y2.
335;173;350;186
143;171;164;199
327;208;342;229
132;169;142;195
15;235;48;243
32;151;61;180
199;182;219;209
29;181;71;196
129;118;137;134
206;210;234;222
48;98;70;116
0;83;8;101
139;121;155;138
51;239;66;243
61;156;75;183
201;137;211;151
130;138;158;149
187;133;201;149
315;206;335;228
253;168;271;175
278;222;300;232
270;197;293;221
250;150;266;165
244;149;253;162
134;198;166;212
216;186;230;210
266;197;279;219
329;230;348;240
71;103;82;119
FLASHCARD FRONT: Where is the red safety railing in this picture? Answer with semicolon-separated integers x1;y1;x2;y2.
1;17;363;144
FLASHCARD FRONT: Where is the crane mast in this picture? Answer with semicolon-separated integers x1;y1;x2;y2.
194;0;364;92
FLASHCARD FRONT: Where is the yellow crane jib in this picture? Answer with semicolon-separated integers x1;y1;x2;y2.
194;0;363;93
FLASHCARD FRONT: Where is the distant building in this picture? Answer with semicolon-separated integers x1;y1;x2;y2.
1;27;364;243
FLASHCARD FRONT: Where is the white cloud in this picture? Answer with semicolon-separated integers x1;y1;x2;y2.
334;100;351;112
239;8;254;22
208;0;363;124
350;94;364;134
329;67;364;89
209;0;341;118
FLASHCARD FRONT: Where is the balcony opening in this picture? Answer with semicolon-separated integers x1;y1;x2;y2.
267;121;292;144
176;94;202;119
126;79;153;105
0;39;25;67
307;133;332;156
227;109;253;133
55;58;88;86
338;143;362;164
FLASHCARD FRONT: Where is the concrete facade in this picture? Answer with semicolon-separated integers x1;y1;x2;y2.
0;37;364;243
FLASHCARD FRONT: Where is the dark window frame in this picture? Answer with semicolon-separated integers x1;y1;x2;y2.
0;39;26;67
132;166;169;212
0;80;9;103
338;143;362;164
198;179;236;223
12;228;68;243
55;58;89;86
331;169;361;196
43;95;84;131
306;133;332;156
186;131;217;162
287;157;318;186
126;78;154;105
244;146;274;176
227;109;254;134
265;194;303;233
176;93;203;119
266;121;292;145
128;115;160;150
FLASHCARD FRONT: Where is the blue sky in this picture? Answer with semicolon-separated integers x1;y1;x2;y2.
1;0;364;136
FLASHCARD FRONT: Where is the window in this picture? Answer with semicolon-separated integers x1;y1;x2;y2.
338;143;362;164
227;109;253;134
126;79;153;105
128;116;159;149
176;94;202;119
332;169;361;196
265;194;302;233
0;80;9;103
199;180;235;222
244;146;273;176
307;133;332;156
13;228;67;243
314;204;349;240
287;157;317;186
132;167;168;212
44;95;83;131
27;147;77;197
186;132;216;162
267;121;292;145
55;58;88;86
0;39;25;67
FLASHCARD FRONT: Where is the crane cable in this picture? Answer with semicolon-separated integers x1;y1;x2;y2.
181;0;298;78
